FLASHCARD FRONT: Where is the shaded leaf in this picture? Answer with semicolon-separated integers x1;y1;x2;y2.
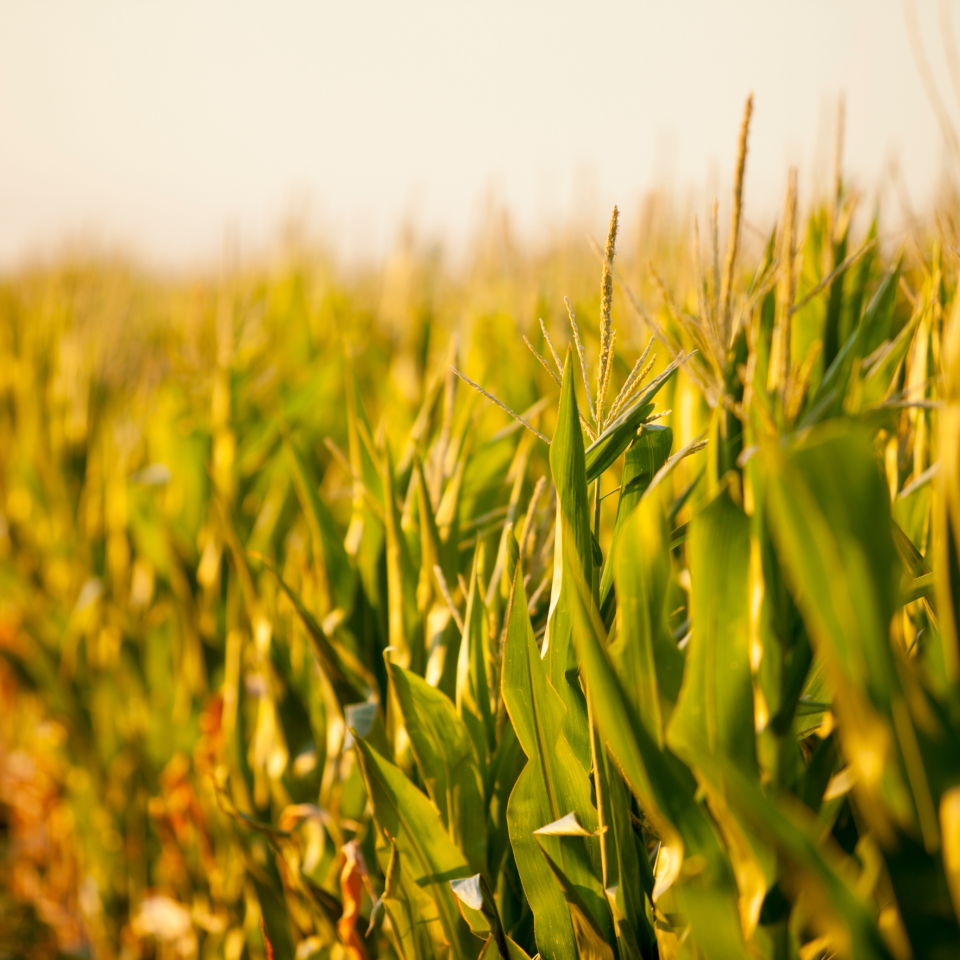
610;497;684;747
388;661;486;873
536;847;615;960
599;423;673;618
284;437;357;617
353;736;478;958
458;551;496;767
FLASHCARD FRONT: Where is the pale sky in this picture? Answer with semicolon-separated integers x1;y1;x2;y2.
0;1;957;270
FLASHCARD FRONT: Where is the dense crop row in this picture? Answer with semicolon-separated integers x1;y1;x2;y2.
2;106;960;959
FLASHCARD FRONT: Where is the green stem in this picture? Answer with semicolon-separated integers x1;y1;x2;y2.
586;689;608;891
593;477;602;539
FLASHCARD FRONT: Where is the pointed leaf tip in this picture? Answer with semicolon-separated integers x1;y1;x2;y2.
533;812;605;838
450;875;484;911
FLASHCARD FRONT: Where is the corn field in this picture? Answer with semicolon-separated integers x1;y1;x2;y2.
3;101;960;960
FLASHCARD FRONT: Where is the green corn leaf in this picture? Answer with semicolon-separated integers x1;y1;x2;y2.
930;247;960;688
843;219;879;342
609;497;684;746
860;302;926;407
343;359;390;650
709;758;894;960
564;534;688;896
563;517;747;956
531;814;616;946
894;477;935;575
598;423;673;618
584;352;691;483
252;553;374;706
802;257;902;427
353;736;479;959
758;424;930;844
502;525;520;606
382;838;450;960
595;748;656;954
283;437;356;618
397;373;446;480
270;637;327;801
484;435;534;612
603;885;644;960
748;227;780;393
457;550;496;767
213;786;341;942
485;719;526;882
450;874;493;938
382;438;425;675
345;699;392;758
543;347;594;771
254;873;297;960
740;446;815;742
902;571;934;605
861;255;904;357
413;451;447;610
535;846;615;960
450;873;518;960
821;212;850;372
436;448;468;565
436;614;463;706
791;209;829;385
760;425;902;707
667;485;757;779
476;933;534;960
388;660;487;873
501;565;603;960
666;484;772;937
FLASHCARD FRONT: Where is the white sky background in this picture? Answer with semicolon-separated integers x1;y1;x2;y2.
0;1;958;271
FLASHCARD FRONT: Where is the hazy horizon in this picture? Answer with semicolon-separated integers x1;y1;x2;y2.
2;1;959;272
